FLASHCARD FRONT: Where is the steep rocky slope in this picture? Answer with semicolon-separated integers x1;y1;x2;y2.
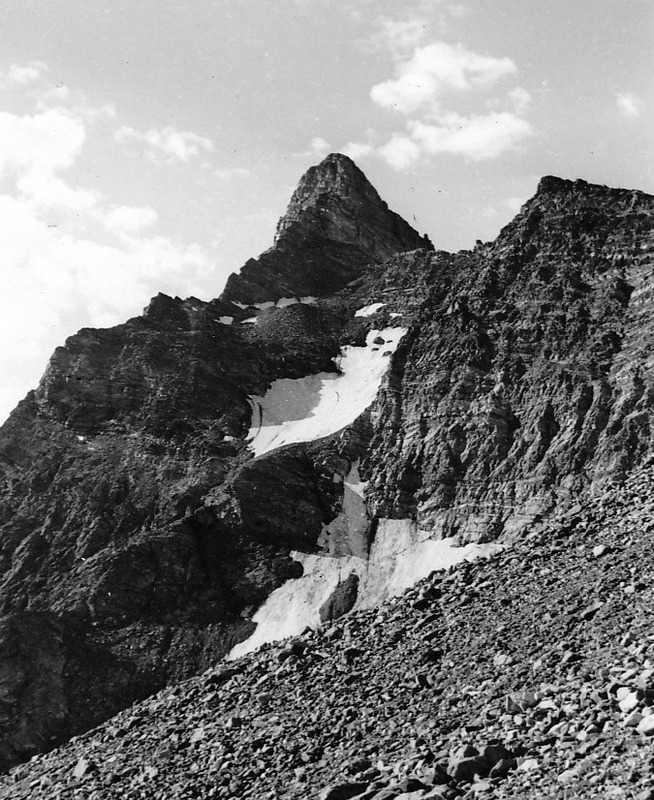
0;154;652;773
361;177;654;539
6;459;654;799
0;154;432;768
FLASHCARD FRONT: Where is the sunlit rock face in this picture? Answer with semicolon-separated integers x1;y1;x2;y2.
361;178;654;541
0;155;652;769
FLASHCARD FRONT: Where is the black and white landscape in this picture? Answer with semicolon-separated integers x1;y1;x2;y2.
1;153;654;798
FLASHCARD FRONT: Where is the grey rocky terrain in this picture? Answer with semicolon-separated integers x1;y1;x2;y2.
5;460;654;798
0;153;653;797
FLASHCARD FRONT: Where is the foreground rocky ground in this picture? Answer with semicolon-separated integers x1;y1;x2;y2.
5;459;654;799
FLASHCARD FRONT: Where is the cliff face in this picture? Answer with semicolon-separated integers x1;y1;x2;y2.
0;155;652;769
363;178;654;540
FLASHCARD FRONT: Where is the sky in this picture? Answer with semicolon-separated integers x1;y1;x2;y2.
0;0;652;422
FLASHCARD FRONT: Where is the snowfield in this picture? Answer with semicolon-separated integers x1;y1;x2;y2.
228;510;503;659
247;327;407;457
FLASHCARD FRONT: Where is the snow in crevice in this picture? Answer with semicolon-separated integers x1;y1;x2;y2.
247;327;407;458
355;302;387;317
227;552;359;659
276;296;317;308
227;515;503;660
232;296;317;311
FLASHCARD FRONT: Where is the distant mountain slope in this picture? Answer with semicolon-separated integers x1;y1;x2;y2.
0;155;652;771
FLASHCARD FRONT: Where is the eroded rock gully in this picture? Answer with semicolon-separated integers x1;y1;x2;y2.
0;154;653;781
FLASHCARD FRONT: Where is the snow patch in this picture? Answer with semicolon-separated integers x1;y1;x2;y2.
228;517;503;659
355;520;502;610
355;302;387;317
345;469;366;499
228;552;351;659
276;296;317;308
231;297;317;311
247;327;407;457
217;316;234;325
240;317;258;325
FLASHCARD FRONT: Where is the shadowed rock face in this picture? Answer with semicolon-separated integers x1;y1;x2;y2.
0;157;652;769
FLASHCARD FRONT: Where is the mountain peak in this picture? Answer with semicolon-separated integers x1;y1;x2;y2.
536;175;573;194
274;153;382;240
220;154;432;305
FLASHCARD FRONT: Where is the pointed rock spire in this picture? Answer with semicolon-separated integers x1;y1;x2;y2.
221;153;432;305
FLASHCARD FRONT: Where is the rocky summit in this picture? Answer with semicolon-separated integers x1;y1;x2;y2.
0;153;653;798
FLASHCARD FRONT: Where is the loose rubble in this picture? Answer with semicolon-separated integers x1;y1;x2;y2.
6;462;654;798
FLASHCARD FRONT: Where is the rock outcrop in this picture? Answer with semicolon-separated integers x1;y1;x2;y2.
0;155;652;773
221;153;432;303
362;177;654;540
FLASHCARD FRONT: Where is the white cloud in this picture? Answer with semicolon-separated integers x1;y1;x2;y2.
509;86;531;116
213;166;252;179
341;141;375;161
616;92;641;119
115;125;214;163
104;205;158;235
293;136;333;160
360;38;533;169
3;61;48;87
367;17;427;54
408;111;533;160
371;42;517;115
378;134;421;169
0;107;100;212
309;136;331;157
327;39;533;173
0;108;85;177
21;172;98;211
443;3;467;19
